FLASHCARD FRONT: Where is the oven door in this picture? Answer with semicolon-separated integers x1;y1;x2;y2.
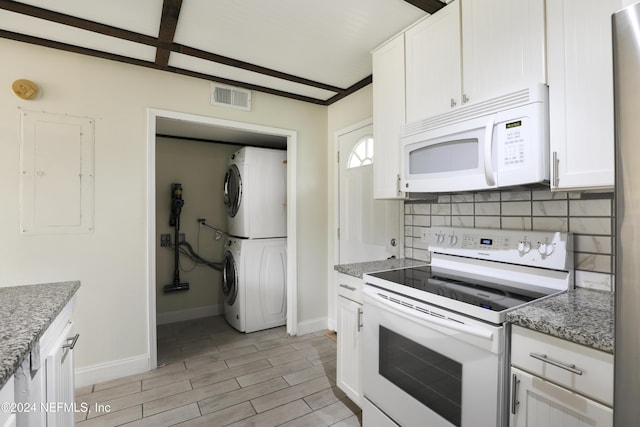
362;286;507;427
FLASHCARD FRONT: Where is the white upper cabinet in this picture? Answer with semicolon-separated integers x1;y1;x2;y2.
462;0;546;102
547;0;621;191
372;33;406;199
405;0;546;124
405;1;461;123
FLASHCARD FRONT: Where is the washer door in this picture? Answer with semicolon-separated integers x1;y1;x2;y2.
223;164;242;218
222;250;238;305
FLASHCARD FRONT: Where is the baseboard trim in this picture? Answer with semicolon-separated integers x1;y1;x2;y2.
156;304;224;325
74;354;150;388
296;317;328;336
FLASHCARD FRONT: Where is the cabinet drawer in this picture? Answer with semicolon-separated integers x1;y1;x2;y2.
337;273;363;304
511;325;613;406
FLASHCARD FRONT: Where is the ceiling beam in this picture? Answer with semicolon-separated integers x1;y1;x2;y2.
0;0;343;96
326;75;372;105
155;0;182;67
404;0;447;14
0;29;331;105
0;0;156;45
175;44;345;93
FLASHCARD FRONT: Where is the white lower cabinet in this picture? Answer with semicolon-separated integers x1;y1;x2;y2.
14;296;78;427
510;367;612;427
336;274;363;406
510;325;613;427
0;377;16;427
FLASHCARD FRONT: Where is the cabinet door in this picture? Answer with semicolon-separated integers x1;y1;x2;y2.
45;321;76;427
511;367;613;427
372;33;405;199
462;0;546;103
336;296;362;406
405;1;461;123
547;0;621;190
0;377;15;427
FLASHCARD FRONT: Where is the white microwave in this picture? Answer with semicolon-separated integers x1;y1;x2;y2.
401;84;549;193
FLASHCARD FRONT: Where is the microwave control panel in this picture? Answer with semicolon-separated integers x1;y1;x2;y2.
500;119;527;166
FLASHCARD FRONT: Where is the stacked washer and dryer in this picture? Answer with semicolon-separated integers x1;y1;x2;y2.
222;147;288;333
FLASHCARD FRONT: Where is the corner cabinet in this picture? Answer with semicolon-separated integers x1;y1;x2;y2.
405;0;546;123
336;273;363;406
510;325;613;427
547;0;622;191
372;32;406;200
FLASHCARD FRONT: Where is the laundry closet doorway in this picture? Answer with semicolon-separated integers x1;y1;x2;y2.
147;108;298;370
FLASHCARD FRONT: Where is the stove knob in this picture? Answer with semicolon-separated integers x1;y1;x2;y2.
436;233;445;244
517;240;531;255
448;235;458;246
538;242;554;256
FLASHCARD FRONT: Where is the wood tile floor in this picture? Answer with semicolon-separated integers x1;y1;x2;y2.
74;316;362;426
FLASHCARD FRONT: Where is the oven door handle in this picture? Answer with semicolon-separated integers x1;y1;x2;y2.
366;291;494;341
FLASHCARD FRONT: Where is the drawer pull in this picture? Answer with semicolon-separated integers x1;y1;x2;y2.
529;352;583;375
339;284;356;291
357;307;363;332
63;334;80;350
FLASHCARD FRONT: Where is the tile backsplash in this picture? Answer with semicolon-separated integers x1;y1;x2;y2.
404;189;614;291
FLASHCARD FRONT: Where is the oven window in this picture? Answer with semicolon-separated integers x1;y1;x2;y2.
379;326;462;426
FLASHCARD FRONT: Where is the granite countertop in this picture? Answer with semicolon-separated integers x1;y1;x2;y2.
0;281;80;389
507;287;614;354
334;258;429;279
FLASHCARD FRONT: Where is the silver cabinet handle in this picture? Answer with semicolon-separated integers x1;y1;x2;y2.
63;333;80;350
552;151;559;187
450;98;457;108
462;93;469;103
529;352;583;375
339;284;356;291
357;307;363;332
511;373;520;415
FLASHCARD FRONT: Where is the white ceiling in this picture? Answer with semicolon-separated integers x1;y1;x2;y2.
0;0;437;104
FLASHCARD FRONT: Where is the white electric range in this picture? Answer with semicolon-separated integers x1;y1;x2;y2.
361;226;573;427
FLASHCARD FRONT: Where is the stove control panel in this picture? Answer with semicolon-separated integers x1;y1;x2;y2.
429;227;573;270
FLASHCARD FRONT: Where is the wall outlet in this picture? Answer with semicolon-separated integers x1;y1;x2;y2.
160;234;171;247
197;217;206;224
160;233;185;246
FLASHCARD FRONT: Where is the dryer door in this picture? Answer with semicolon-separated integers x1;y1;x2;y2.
223;164;242;218
222;251;238;305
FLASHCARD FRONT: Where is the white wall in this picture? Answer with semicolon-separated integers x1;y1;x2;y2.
0;38;328;385
326;85;374;329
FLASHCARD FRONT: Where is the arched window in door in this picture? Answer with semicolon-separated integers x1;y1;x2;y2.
347;135;374;169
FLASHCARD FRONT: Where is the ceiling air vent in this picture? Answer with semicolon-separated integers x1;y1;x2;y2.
211;83;252;111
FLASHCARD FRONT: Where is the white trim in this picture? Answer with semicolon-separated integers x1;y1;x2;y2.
74;354;150;388
147;108;298;368
328;118;373;331
156;304;224;325
296;317;329;336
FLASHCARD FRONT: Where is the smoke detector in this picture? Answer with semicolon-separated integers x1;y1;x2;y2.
211;83;252;111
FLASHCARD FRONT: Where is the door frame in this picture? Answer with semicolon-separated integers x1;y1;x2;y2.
328;117;372;331
147;108;298;369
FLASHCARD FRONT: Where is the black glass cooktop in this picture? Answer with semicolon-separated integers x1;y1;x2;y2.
367;266;556;313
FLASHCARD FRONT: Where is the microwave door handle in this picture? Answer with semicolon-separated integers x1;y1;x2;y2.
483;115;497;186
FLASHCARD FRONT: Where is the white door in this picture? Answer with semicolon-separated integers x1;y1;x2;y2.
338;123;402;263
